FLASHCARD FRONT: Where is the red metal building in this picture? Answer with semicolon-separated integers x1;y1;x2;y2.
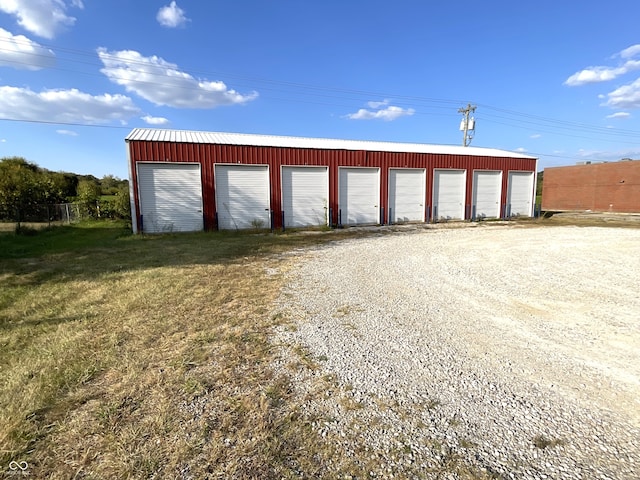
542;160;640;213
126;129;538;233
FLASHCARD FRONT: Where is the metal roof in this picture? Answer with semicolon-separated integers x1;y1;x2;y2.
125;128;536;159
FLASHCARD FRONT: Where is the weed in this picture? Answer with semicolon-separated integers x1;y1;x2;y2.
250;218;265;229
532;434;565;449
459;437;477;449
425;398;441;410
338;396;365;411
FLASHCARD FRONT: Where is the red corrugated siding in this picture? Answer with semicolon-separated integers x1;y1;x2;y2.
128;141;536;230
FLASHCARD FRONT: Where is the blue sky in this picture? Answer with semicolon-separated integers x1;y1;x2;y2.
0;1;639;179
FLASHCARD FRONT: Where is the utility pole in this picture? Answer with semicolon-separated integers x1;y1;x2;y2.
458;104;476;147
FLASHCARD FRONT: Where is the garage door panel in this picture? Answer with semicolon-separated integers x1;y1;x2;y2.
282;166;328;227
508;171;534;217
215;165;270;230
339;168;379;225
433;170;466;220
137;163;203;233
389;169;425;223
473;171;502;219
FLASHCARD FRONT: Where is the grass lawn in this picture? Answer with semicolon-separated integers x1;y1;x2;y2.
1;221;387;479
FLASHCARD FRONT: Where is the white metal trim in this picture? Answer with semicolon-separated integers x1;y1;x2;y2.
388;167;427;223
213;163;271;230
471;169;502;219
507;170;535;217
280;165;330;227
126;128;537;160
432;168;467;220
136;162;204;233
337;166;381;225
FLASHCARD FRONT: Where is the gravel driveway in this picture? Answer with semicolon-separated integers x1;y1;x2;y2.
275;225;640;479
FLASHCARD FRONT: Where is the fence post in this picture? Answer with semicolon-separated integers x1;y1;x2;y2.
389;207;393;225
380;207;384;226
281;210;285;232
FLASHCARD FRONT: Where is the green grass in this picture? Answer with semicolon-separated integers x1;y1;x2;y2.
0;220;127;258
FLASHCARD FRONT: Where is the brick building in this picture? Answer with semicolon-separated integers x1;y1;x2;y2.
541;160;640;213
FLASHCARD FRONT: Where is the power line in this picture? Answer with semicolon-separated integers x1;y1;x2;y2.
0;117;130;128
0;37;637;140
0;37;639;160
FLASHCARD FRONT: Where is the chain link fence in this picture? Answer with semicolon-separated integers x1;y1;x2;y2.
0;203;82;231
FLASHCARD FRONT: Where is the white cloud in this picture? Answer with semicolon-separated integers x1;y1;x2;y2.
142;115;169;125
603;77;640;109
157;1;189;28
515;147;527;153
530;134;541;139
605;112;630;119
565;44;640;86
97;48;258;108
0;28;55;69
346;103;415;121
564;61;640;86
0;0;83;39
1;138;6;142
619;44;640;59
56;129;77;136
367;99;389;109
0;85;140;123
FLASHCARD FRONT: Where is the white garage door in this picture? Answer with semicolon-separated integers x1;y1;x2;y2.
433;169;466;220
472;170;502;219
388;168;425;223
137;163;203;233
339;167;379;225
507;171;534;217
281;166;328;227
215;165;270;230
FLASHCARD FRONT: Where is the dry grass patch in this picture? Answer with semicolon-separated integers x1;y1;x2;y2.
1;223;381;478
1;222;514;479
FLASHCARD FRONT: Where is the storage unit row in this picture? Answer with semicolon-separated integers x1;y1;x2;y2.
126;129;537;233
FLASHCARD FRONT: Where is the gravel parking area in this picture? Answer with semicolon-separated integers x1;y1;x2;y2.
275;225;640;479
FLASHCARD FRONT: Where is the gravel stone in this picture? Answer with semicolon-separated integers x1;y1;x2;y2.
273;225;640;479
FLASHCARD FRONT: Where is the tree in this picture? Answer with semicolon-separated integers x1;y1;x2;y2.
113;183;131;219
76;179;101;218
0;157;44;222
